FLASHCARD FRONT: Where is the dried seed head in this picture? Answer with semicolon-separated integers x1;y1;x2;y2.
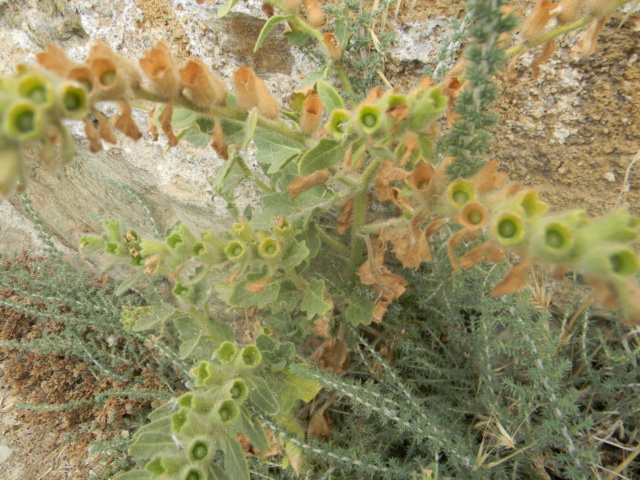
322;33;341;59
87;40;141;100
283;0;300;12
305;0;324;28
139;41;181;99
180;59;226;107
233;66;258;111
254;74;279;120
558;0;582;24
300;94;323;135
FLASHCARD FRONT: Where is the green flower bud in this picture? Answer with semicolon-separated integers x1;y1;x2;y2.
580;207;639;244
187;437;214;463
516;190;549;218
356;104;383;135
191;360;226;387
18;73;55;109
226;378;249;404
214;341;238;364
493;212;526;246
166;223;196;256
171;408;189;433
225;240;249;262
239;345;262;368
215;399;239;424
530;218;575;262
58;82;89;119
145;457;166;476
447;179;476;209
193;232;226;264
409;87;447;130
232;220;257;244
582;245;639;281
325;109;351;139
3;101;44;141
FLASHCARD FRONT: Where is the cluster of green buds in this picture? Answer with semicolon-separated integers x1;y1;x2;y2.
385;157;640;323
0;67;89;196
325;84;447;146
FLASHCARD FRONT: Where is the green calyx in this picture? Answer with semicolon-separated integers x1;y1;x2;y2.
409;87;447;130
493;212;525;246
225;240;248;261
215;341;238;364
59;82;89;119
447;179;476;209
216;399;239;424
18;74;54;109
191;361;225;387
182;467;206;480
517;190;549;218
227;378;249;404
581;245;639;281
258;237;281;259
325;109;351;139
240;345;262;368
187;437;213;463
3;101;43;141
356;104;383;135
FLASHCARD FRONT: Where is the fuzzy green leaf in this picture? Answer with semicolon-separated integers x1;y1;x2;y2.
229;277;282;309
284;240;310;269
254;15;293;52
115;271;145;296
254;131;302;174
112;470;152;480
173;315;218;360
210;463;232;480
221;432;251;480
301;278;332;320
284;29;312;47
183;127;211;148
285;370;321;402
129;431;178;459
345;296;375;327
316;80;345;113
248;376;279;414
240;406;271;452
242;108;258;149
218;0;240;18
298;138;347;176
171;108;199;129
219;118;245;144
127;303;180;332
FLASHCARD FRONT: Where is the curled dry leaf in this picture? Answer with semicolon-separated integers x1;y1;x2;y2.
311;317;331;339
83;117;103;153
379;223;432;269
357;236;409;323
36;44;77;76
520;0;561;41
471;159;509;194
337;196;355;235
573;17;608;57
375;160;409;202
91;108;117;144
212;115;229;160
158;101;178;147
288;169;330;200
311;337;350;373
113;101;142;141
490;257;534;296
531;40;555;78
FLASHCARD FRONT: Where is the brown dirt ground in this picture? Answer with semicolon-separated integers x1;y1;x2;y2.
1;1;639;479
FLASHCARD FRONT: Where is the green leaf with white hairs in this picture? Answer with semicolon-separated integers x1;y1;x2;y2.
247;376;279;415
298;138;347;176
112;470;152;480
254;131;302;174
240;406;270;452
317;80;345;113
217;0;241;18
221;432;251;480
345;296;375;327
301;278;332;320
254;15;293;52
